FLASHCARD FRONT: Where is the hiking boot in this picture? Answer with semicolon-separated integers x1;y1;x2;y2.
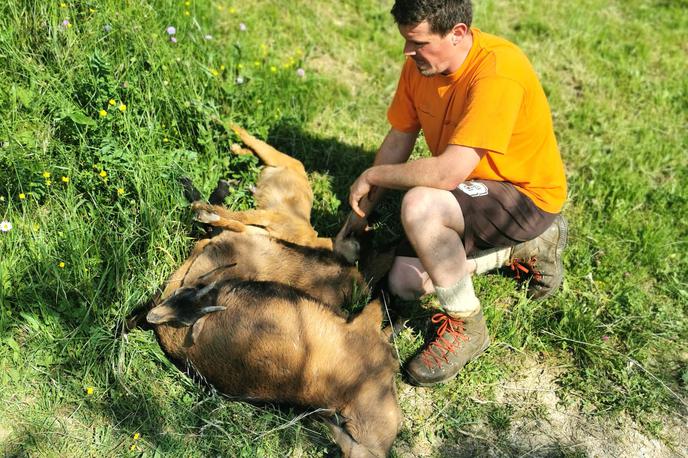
508;214;568;300
406;310;490;386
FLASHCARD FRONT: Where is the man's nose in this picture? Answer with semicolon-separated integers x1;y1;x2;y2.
403;42;415;56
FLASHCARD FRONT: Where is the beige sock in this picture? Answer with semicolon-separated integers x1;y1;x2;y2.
434;276;480;318
468;247;512;275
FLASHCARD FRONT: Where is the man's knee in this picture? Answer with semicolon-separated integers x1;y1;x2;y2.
401;187;442;227
401;186;465;235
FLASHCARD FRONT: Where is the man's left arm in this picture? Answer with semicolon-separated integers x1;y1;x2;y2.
351;144;485;198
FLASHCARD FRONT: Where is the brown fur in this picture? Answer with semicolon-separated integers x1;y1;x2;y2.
141;126;401;456
160;229;365;309
154;283;400;457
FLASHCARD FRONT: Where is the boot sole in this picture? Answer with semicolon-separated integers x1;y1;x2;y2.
533;214;569;301
407;335;491;387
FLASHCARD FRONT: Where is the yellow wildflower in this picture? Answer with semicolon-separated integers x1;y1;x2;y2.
253;60;260;67
163;137;169;143
185;0;191;5
211;69;219;76
229;7;236;14
61;176;70;183
99;109;107;118
32;223;39;232
42;171;51;178
60;2;67;8
130;445;137;452
184;10;190;16
59;262;65;268
99;170;107;178
220;64;225;71
89;8;95;13
117;188;125;196
237;63;243;69
109;99;116;106
46;180;52;186
270;66;277;73
133;433;141;440
19;193;26;200
119;104;127;112
86;386;93;395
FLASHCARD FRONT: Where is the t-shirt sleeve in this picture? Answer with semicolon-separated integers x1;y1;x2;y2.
387;59;421;133
449;76;524;155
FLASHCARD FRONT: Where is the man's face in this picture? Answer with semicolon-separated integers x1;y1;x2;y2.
399;21;455;77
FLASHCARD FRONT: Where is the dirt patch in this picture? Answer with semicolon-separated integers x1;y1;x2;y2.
480;359;688;458
392;358;688;457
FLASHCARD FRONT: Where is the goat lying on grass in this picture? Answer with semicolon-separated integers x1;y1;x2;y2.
127;125;401;457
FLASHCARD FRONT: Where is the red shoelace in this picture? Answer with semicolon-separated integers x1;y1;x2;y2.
421;313;470;369
508;257;543;281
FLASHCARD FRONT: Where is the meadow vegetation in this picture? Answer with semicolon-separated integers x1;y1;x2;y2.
0;0;686;456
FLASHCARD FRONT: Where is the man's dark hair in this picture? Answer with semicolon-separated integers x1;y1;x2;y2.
391;0;473;36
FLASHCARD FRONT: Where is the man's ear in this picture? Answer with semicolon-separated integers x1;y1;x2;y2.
450;23;469;44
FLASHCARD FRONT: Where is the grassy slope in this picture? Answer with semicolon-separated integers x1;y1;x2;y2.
0;0;686;456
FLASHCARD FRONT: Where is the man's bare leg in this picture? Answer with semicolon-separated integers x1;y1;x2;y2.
389;186;489;386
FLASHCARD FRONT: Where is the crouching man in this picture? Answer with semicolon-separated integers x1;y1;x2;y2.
341;0;568;386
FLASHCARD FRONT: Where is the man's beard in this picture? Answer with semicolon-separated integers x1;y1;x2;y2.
414;59;436;77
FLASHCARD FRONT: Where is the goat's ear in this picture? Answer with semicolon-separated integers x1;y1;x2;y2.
187;312;213;346
146;282;223;326
326;420;359;457
351;299;383;331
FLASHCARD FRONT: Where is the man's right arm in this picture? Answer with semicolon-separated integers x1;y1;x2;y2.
342;127;418;236
373;127;419;167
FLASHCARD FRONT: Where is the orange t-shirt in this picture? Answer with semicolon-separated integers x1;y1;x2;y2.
387;28;566;213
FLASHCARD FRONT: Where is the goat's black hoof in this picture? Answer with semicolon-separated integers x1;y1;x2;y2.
209;179;232;205
180;177;202;203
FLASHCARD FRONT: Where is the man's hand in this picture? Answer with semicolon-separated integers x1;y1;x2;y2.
349;170;374;219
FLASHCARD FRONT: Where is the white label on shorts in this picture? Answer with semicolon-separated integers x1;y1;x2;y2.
457;181;488;197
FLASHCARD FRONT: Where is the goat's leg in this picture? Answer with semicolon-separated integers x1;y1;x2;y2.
180;177;203;203
192;203;287;231
231;124;307;176
208;179;232;205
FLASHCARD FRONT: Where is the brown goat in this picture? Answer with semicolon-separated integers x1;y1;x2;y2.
136;125;401;457
148;281;401;457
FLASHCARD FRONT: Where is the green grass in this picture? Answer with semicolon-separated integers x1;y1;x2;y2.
1;0;687;456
